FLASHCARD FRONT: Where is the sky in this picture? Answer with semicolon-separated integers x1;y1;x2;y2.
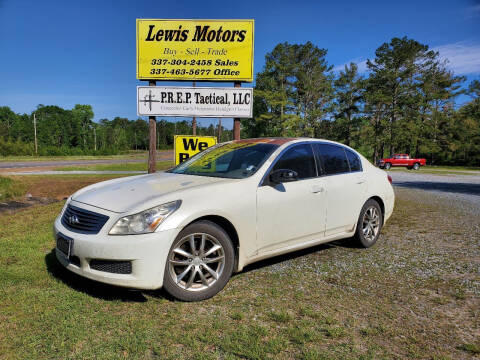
1;0;479;129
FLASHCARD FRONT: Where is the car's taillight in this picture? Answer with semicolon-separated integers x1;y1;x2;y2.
387;175;392;184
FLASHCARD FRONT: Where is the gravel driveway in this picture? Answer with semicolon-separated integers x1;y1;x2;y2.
390;171;480;213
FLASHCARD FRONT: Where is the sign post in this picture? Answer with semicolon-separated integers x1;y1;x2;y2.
233;81;241;140
192;81;197;135
148;80;156;173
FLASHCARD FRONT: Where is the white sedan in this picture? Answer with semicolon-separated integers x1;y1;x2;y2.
54;138;394;301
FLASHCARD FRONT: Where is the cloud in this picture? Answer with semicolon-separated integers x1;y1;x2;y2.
333;58;368;74
433;42;480;75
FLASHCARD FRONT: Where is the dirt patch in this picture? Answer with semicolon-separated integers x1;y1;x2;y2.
0;196;59;213
10;175;121;200
0;165;54;174
0;175;122;214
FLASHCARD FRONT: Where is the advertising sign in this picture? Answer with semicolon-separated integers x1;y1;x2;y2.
174;135;217;165
136;19;254;81
137;86;253;118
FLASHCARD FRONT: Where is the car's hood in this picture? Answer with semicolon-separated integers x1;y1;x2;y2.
72;172;230;213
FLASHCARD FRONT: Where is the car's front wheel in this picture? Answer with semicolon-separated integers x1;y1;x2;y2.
384;162;391;170
163;220;235;301
413;163;420;170
353;199;383;248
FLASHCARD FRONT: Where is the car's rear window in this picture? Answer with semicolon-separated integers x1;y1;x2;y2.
314;144;350;175
345;149;362;172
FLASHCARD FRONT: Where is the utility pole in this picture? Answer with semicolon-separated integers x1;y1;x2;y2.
192;81;197;135
218;118;222;142
93;126;97;151
33;113;38;155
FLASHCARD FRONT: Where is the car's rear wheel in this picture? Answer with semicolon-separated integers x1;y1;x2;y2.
413;163;420;170
163;220;234;301
353;199;383;248
384;162;391;170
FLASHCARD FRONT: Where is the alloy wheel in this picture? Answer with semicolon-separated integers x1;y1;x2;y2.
168;233;225;292
362;206;380;242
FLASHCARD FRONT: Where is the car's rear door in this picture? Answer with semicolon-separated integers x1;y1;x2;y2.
256;143;327;253
313;143;366;236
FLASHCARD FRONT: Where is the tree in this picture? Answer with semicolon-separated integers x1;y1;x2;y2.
365;36;465;164
366;37;437;155
72;104;94;148
333;63;364;146
250;42;334;138
467;79;480;100
0;106;18;139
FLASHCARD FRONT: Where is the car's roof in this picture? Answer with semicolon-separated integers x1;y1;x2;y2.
229;137;343;146
230;137;297;145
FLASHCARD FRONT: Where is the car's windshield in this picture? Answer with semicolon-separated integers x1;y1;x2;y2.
168;141;279;179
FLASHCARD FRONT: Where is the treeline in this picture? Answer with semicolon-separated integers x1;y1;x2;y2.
1;36;479;164
245;37;480;165
0;104;233;156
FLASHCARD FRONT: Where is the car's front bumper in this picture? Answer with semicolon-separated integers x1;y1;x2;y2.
53;202;180;290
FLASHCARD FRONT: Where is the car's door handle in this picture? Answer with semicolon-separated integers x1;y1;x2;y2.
311;185;324;193
356;180;365;184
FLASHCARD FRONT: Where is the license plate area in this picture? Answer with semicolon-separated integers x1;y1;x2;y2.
56;233;74;258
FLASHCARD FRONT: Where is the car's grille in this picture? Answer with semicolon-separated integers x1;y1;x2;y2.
61;204;109;234
90;260;132;274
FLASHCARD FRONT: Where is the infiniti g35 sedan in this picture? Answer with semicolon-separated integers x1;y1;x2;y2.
54;138;394;301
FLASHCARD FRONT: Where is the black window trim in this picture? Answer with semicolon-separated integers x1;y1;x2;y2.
259;141;319;187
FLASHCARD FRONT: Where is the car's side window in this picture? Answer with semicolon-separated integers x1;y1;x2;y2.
314;143;350;175
272;144;317;180
345;148;362;172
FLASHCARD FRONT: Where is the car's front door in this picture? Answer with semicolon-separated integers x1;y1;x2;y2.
256;143;327;254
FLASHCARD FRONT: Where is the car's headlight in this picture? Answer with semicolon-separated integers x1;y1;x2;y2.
109;200;181;235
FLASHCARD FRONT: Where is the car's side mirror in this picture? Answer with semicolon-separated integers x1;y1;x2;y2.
269;169;298;184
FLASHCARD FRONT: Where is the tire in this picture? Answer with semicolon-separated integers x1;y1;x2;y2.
413;163;420;170
163;220;235;301
353;199;383;248
384;162;391;170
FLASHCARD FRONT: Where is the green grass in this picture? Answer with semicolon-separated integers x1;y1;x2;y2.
0;187;478;359
54;161;174;172
427;165;480;171
387;166;480;176
0;176;25;201
458;343;480;355
0;151;152;162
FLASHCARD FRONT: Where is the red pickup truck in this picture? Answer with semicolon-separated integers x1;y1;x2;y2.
378;154;426;170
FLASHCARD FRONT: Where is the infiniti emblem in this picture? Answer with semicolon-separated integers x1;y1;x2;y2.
68;215;80;225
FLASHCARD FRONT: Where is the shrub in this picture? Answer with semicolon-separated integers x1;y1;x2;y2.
0;176;25;201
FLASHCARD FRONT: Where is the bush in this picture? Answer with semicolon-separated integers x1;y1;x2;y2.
0;139;34;156
0;138;121;156
0;176;25;201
